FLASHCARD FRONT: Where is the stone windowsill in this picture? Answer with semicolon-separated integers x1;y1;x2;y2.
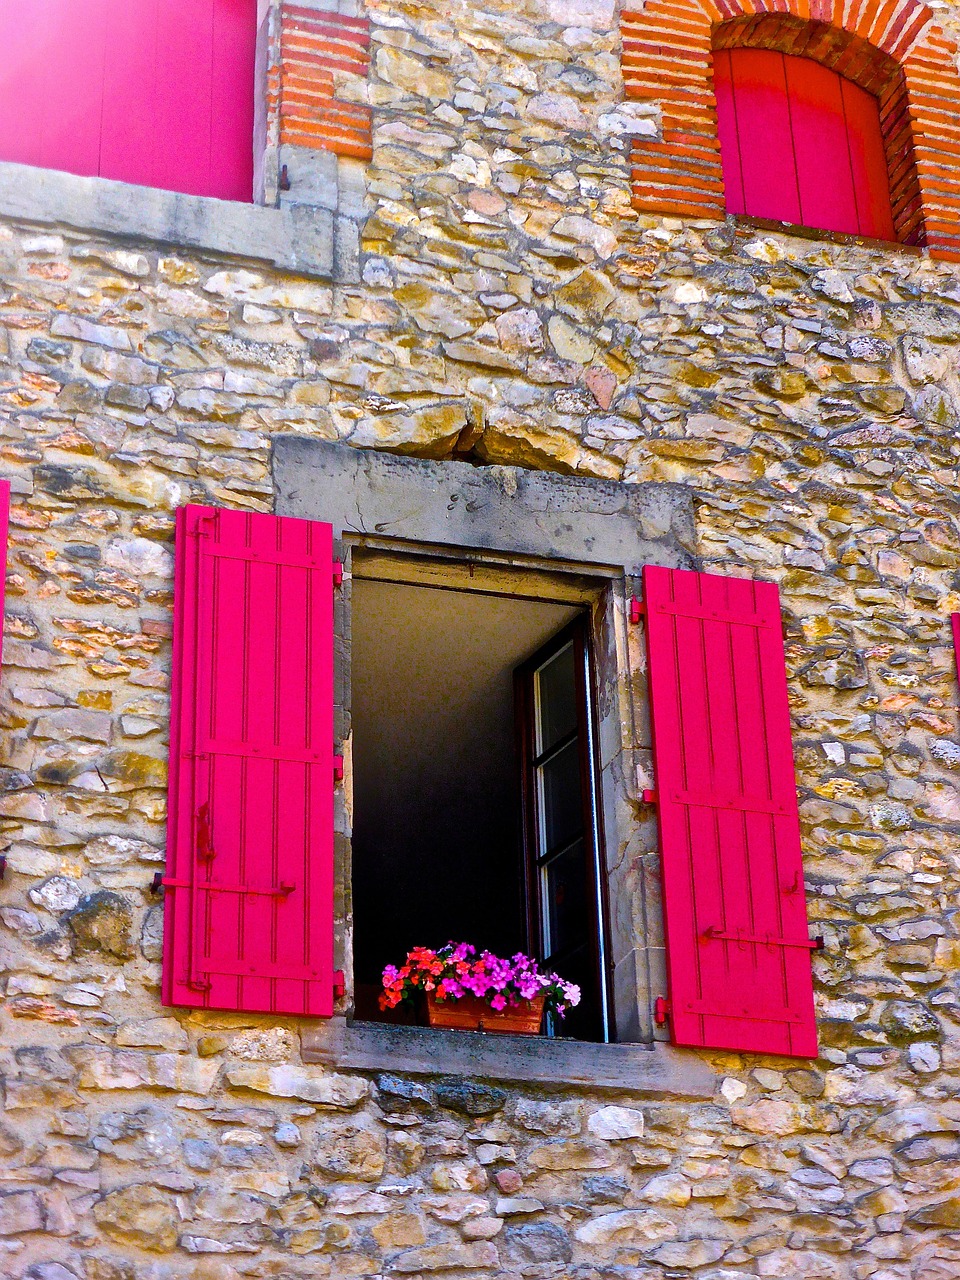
301;1019;717;1097
733;213;924;256
0;161;333;279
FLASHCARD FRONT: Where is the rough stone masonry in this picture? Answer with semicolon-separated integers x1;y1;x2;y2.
2;0;960;1276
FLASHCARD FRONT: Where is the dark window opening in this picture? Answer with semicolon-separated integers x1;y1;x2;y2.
351;572;610;1042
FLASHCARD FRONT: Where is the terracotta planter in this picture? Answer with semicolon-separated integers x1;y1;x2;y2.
426;992;545;1035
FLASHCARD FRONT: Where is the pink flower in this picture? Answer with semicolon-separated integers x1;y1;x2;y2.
490;994;507;1011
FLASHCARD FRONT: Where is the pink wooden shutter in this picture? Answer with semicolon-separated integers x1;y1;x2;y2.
643;565;818;1058
162;504;337;1016
0;0;255;201
0;480;9;669
714;47;895;241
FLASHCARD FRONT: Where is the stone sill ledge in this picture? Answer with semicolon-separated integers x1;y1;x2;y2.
0;161;333;279
302;1019;716;1097
733;213;924;256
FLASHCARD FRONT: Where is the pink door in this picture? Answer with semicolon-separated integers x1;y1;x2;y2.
0;0;256;201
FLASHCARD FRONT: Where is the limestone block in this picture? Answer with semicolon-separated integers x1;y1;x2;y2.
587;1106;644;1139
224;1064;368;1107
93;1184;178;1252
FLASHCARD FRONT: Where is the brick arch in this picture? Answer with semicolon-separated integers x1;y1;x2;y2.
620;0;960;258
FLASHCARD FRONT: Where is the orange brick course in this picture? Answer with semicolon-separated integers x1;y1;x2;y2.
274;5;372;162
621;0;960;259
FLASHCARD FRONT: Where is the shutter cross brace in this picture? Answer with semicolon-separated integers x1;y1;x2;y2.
703;925;824;951
154;874;295;897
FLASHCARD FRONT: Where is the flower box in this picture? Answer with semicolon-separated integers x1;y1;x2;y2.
379;942;579;1033
426;991;545;1035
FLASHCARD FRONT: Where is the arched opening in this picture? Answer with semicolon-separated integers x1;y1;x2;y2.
710;16;924;245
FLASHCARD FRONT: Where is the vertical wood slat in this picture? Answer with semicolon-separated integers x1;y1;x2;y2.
643;566;818;1058
163;504;336;1017
0;0;255;201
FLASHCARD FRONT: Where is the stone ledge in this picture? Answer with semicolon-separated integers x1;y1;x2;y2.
301;1019;717;1097
0;162;334;279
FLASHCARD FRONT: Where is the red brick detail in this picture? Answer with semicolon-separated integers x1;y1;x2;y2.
621;0;960;256
277;6;372;161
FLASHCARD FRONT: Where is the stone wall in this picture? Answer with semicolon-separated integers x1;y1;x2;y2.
3;0;960;1276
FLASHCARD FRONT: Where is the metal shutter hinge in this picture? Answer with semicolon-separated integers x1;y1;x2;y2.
333;561;343;587
654;997;670;1025
642;789;658;804
333;755;344;783
703;925;824;951
629;598;645;624
333;970;345;998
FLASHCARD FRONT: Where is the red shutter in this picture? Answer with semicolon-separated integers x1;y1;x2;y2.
713;47;895;241
0;480;9;669
643;566;818;1058
162;505;337;1016
713;48;802;227
0;0;256;202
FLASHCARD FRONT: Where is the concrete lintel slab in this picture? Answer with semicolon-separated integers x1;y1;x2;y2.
273;438;697;575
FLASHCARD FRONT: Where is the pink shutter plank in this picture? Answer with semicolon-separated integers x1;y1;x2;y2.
0;480;9;671
211;0;257;201
841;77;896;241
99;0;160;189
163;504;336;1017
150;0;217;198
713;49;746;216
785;54;860;236
644;565;818;1058
0;0;108;176
727;49;802;227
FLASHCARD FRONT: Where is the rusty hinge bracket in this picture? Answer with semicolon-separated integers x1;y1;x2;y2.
333;755;344;783
279;163;291;192
629;598;644;625
333;561;343;587
0;853;7;882
333;970;345;998
654;996;670;1025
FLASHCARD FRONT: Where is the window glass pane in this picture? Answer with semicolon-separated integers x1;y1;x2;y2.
540;838;589;960
535;642;577;755
537;738;582;855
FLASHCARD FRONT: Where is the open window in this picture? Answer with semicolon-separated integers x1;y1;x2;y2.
162;443;821;1063
351;563;611;1042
